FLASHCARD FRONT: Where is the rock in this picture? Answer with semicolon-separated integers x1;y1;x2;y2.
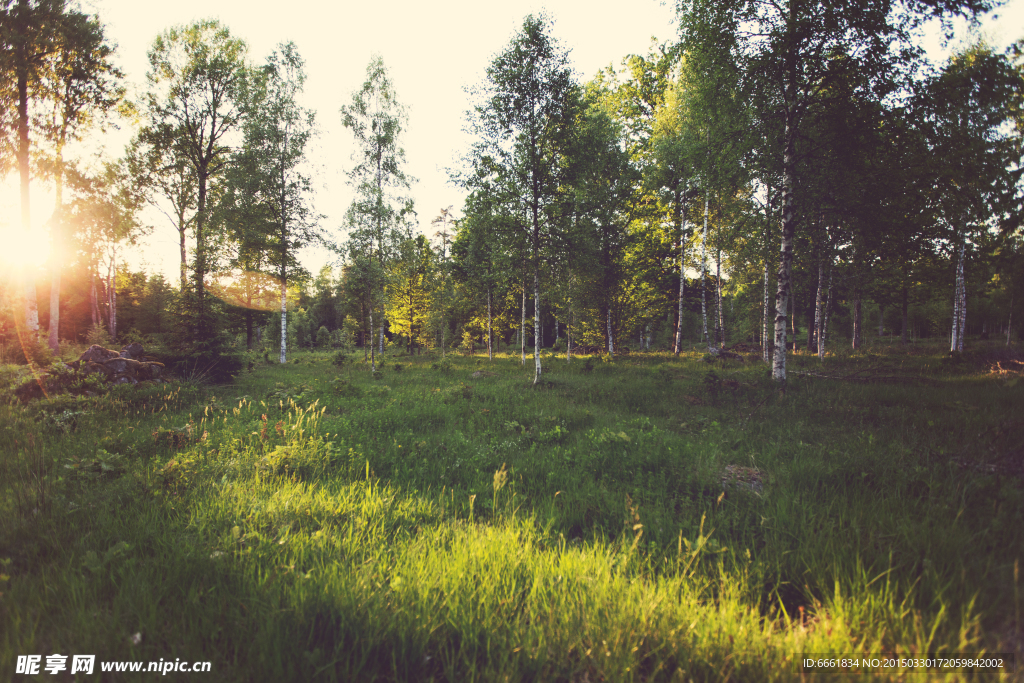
120;342;144;360
80;345;120;363
14;343;168;402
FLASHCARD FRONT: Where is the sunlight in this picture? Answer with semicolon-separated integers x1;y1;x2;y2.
0;177;52;271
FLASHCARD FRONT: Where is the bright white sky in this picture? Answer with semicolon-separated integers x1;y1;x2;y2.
1;0;1021;280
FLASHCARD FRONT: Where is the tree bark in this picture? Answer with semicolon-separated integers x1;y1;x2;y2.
900;285;909;345
763;190;773;363
533;268;541;383
716;208;724;348
772;104;797;384
701;194;710;350
521;282;526;366
820;266;832;359
107;245;117;341
852;298;862;350
18;44;39;334
951;237;966;353
487;287;493;360
674;190;687;356
280;266;288;364
606;307;614;356
814;259;824;358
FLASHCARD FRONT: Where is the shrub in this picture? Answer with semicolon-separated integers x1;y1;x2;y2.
85;323;112;348
316;326;331;349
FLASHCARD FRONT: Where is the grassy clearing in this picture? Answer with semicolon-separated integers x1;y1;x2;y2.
1;342;1022;681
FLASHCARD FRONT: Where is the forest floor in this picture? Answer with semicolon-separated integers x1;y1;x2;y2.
1;339;1022;682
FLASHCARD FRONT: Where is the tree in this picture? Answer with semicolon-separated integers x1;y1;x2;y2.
678;0;995;384
143;19;247;343
341;55;415;372
0;0;117;339
227;42;318;363
915;43;1021;352
460;13;580;384
37;8;121;351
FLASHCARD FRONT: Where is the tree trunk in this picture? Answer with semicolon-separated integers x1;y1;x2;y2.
820;266;832;359
951;236;966;352
701;194;710;350
521;283;526;366
814;259;824;358
852;298;862;350
763;194;773;363
674;193;687;356
108;246;117;341
901;284;909;345
487;287;493;360
607;307;614;356
1008;288;1014;346
280;266;288;364
533;268;541;384
716;211;723;348
772;104;797;384
566;312;572;362
18;50;38;334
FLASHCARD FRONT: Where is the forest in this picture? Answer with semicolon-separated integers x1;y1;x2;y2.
2;0;1023;680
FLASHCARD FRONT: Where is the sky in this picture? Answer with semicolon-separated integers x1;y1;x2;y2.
1;0;1022;281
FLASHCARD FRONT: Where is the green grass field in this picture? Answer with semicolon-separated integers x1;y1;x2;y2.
1;342;1022;681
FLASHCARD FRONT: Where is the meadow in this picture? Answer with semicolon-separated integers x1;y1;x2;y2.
1;341;1022;681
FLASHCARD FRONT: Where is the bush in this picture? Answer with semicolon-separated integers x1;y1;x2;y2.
85;323;112;348
332;352;350;368
431;357;453;373
3;332;54;366
316;326;331;349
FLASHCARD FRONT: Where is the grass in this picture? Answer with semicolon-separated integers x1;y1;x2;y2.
1;340;1022;681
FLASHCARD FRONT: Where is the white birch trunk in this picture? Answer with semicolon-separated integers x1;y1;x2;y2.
370;310;376;371
715;212;723;348
279;275;287;364
772;110;797;383
763;199;772;363
701;194;710;350
521;283;526;366
820;267;833;359
951;237;966;353
533;269;541;384
814;259;824;358
673;210;687;356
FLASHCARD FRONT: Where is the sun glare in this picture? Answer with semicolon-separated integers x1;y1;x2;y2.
0;179;52;271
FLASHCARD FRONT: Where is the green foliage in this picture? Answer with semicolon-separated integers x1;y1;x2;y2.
430;357;453;373
315;325;330;349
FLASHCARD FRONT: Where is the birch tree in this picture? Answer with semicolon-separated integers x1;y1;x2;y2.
228;42;318;364
460;13;579;384
678;0;994;385
341;55;414;372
